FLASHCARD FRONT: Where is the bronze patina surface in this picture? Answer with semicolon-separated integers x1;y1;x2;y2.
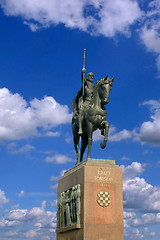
72;49;114;164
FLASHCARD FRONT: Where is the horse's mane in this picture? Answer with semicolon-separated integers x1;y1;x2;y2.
88;78;106;105
94;77;106;87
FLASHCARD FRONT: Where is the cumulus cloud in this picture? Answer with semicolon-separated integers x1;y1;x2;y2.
139;0;160;74
121;161;144;181
5;230;18;237
122;162;160;213
45;154;73;164
109;126;132;142
0;201;56;239
93;127;132;142
0;88;72;141
93;129;103;141
124;218;158;240
1;0;160;74
0;189;9;208
136;99;160;145
0;0;142;37
123;161;160;239
11;144;35;154
50;169;66;181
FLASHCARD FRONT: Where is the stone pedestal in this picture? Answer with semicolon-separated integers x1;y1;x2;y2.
56;159;124;240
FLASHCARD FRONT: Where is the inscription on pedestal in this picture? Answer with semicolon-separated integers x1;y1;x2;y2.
94;169;113;182
57;184;81;230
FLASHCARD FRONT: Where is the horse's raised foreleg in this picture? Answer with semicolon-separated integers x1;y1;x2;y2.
80;133;88;162
100;121;110;149
74;134;80;165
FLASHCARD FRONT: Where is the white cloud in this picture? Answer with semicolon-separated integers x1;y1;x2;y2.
136;99;160;145
0;0;142;37
123;161;160;239
120;156;130;161
50;200;57;207
93;129;103;141
18;190;25;198
45;154;73;164
50;184;58;190
109;126;132;142
0;201;57;239
0;189;9;208
65;135;72;143
88;0;142;37
121;161;144;181
5;230;18;237
11;144;35;154
1;0;160;74
24;229;38;238
132;213;160;227
139;0;160;73
23;20;41;32
45;131;60;137
93;126;132;142
122;162;160;213
124;211;159;239
50;169;66;181
0;88;72;141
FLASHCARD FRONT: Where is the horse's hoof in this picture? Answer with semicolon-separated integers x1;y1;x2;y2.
100;142;106;149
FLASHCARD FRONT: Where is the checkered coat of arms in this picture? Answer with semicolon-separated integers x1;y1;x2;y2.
97;191;111;208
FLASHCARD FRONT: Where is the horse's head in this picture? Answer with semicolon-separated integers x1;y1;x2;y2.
98;76;114;105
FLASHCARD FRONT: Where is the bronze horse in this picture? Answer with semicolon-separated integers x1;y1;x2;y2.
72;76;114;164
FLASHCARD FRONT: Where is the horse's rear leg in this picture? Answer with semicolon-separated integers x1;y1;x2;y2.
80;134;88;162
74;134;80;165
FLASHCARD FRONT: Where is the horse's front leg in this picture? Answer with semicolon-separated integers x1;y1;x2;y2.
87;132;93;159
100;121;110;149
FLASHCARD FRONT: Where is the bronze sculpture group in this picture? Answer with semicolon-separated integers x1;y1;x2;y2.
72;49;114;164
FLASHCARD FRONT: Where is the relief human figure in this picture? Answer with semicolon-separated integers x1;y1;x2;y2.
75;184;81;224
70;186;74;224
60;192;66;228
57;195;60;228
70;186;76;223
65;190;71;226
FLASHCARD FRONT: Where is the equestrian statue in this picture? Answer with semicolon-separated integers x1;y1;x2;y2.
72;49;114;164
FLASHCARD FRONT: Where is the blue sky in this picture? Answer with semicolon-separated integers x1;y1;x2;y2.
0;0;160;239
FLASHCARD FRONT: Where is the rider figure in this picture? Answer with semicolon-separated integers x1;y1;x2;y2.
78;70;94;135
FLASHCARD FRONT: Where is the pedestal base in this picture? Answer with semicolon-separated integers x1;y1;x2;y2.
56;159;124;240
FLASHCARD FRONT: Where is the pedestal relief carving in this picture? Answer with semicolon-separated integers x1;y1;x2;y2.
57;184;81;229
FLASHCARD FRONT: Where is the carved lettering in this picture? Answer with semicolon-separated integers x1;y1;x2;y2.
95;176;113;182
97;170;111;176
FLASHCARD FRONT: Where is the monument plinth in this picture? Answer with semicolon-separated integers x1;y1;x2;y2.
56;159;124;240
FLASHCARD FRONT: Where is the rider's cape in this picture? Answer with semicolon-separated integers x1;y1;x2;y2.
72;86;83;113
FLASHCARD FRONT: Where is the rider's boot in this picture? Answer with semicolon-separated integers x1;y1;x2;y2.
78;118;83;135
78;126;83;135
